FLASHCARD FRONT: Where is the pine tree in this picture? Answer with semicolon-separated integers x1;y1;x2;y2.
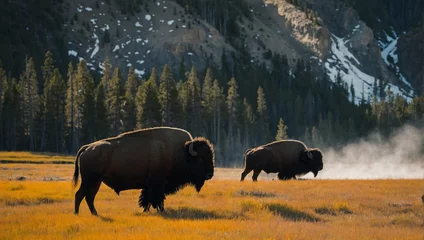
42;51;55;87
275;117;288;141
350;80;355;103
2;78;21;150
100;57;112;93
19;57;40;151
39;51;55;152
65;62;79;153
177;79;188;128
136;68;161;128
242;97;255;148
159;64;179;126
211;79;225;164
257;86;269;144
185;66;201;135
108;67;124;135
226;77;240;163
95;82;109;139
43;69;66;152
178;56;185;81
123;67;139;131
201;68;214;136
76;60;96;144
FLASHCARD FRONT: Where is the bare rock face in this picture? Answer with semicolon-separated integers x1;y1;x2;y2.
264;0;330;59
398;26;424;95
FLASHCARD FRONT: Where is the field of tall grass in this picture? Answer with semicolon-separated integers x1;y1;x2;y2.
0;151;74;164
0;152;423;239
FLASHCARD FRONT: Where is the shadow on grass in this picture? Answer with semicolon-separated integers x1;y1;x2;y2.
97;215;114;223
266;203;320;222
4;197;58;206
158;207;242;220
237;190;276;198
315;207;337;216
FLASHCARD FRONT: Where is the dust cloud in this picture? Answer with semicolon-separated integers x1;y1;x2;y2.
314;125;424;179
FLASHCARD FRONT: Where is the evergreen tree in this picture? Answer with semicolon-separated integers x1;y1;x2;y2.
43;69;66;152
226;77;240;163
95;82;109;139
39;51;55;152
185;66;201;135
210;79;225;164
65;62;79;153
242;97;255;147
201;67;214;136
178;56;185;81
107;67;124;135
42;51;55;87
76;60;96;144
159;64;179;126
257;86;269;144
2;78;21;150
19;57;40;151
136;68;161;128
100;57;112;93
275;117;288;141
350;80;355;103
177;79;188;128
123;67;139;131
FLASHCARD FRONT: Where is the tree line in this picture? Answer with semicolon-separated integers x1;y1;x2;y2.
0;51;423;167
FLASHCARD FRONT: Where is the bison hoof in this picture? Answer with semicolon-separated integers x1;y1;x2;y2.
73;211;79;215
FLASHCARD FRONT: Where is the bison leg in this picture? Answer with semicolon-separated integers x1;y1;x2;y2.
146;178;166;211
240;168;252;181
74;183;87;215
252;169;261;182
139;189;151;212
277;172;294;180
84;179;102;216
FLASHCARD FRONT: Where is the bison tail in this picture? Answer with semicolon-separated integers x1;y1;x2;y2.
242;148;252;166
72;145;88;189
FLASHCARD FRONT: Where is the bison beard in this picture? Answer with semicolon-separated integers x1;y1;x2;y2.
138;179;206;212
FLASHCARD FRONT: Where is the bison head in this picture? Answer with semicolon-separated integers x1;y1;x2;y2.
300;148;324;177
185;137;215;192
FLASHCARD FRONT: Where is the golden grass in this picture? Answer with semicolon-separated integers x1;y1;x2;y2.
0;151;74;164
0;176;423;240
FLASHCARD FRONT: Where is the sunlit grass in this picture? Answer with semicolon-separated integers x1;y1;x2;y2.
0;176;423;239
0;151;74;164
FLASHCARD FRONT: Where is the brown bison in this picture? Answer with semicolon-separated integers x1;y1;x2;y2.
72;127;215;215
240;140;323;181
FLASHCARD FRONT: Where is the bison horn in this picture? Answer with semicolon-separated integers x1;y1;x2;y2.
307;151;313;160
189;142;198;156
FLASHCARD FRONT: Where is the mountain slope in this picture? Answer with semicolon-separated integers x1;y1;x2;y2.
1;0;422;101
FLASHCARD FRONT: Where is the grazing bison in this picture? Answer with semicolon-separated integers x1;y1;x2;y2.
240;140;323;182
72;127;215;215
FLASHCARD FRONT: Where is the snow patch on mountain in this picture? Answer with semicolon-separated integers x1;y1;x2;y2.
325;33;412;104
378;28;414;92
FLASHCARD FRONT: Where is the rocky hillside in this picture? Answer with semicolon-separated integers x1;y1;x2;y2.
1;0;423;99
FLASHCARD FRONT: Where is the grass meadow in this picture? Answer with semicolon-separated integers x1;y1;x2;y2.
0;152;423;240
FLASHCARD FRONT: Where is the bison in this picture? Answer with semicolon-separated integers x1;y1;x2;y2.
240;140;323;182
72;127;215;215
